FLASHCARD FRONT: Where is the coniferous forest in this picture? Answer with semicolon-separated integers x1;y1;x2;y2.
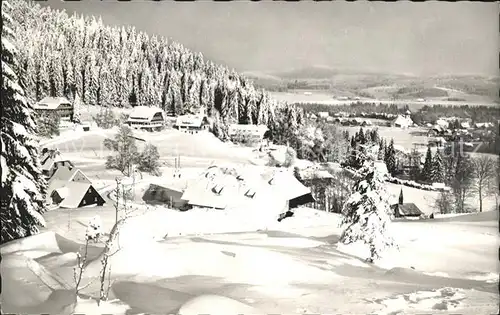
10;0;303;141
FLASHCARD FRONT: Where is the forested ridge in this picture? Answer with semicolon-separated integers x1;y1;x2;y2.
10;0;303;141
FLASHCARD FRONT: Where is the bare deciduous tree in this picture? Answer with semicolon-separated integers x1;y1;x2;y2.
471;155;496;212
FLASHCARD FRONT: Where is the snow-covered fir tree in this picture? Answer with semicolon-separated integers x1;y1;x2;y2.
340;145;397;262
384;139;396;176
421;146;433;182
7;0;304;144
73;92;82;123
431;149;444;183
1;1;47;244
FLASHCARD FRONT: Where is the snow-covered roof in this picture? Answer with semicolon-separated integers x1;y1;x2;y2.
179;166;312;210
394;203;424;217
41;151;73;172
392;115;413;127
54;187;69;199
317;112;329;118
435;119;449;128
128;106;165;122
47;166;91;186
34;97;72;110
175;114;207;128
59;182;100;208
228;124;268;137
298;167;334;181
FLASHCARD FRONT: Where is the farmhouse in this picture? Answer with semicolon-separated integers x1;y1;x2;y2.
34;97;73;121
392;115;413;128
435;119;449;129
40;149;74;178
317;112;329;119
126;106;166;131
174;114;210;133
228;124;268;144
143;180;189;209
45;166;105;208
147;166;314;216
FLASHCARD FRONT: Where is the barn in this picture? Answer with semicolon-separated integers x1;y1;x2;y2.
143;180;190;209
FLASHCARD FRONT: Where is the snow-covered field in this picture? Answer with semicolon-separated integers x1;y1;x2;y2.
270;90;498;109
2;206;498;314
3;120;497;314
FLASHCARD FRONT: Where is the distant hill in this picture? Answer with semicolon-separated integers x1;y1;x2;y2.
244;66;499;103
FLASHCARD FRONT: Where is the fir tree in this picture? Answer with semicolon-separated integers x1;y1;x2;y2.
398;188;404;204
1;1;47;244
384;139;396;176
340;146;397;262
421;146;433;182
377;138;385;161
431;149;444;183
73;92;82;123
137;143;161;176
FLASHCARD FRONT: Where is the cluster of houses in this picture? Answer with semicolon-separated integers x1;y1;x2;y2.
306;110;415;128
306;112;374;126
40;149;105;209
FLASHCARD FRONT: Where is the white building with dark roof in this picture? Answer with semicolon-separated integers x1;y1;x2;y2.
34;97;73;121
126;106;166;131
45;165;105;208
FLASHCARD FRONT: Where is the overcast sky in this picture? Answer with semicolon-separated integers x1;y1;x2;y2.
42;0;499;76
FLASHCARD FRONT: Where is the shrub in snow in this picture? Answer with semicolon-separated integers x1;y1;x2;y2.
104;125;139;176
86;215;102;241
340;150;397;262
1;1;47;244
137;143;161;176
93;107;120;129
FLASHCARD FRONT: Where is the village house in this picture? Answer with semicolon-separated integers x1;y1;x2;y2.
391;115;413;128
228;124;268;145
317;112;329;119
33;97;74;121
40;148;74;178
142;166;315;217
45;166;105;208
126;106;166;131
143;179;189;210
